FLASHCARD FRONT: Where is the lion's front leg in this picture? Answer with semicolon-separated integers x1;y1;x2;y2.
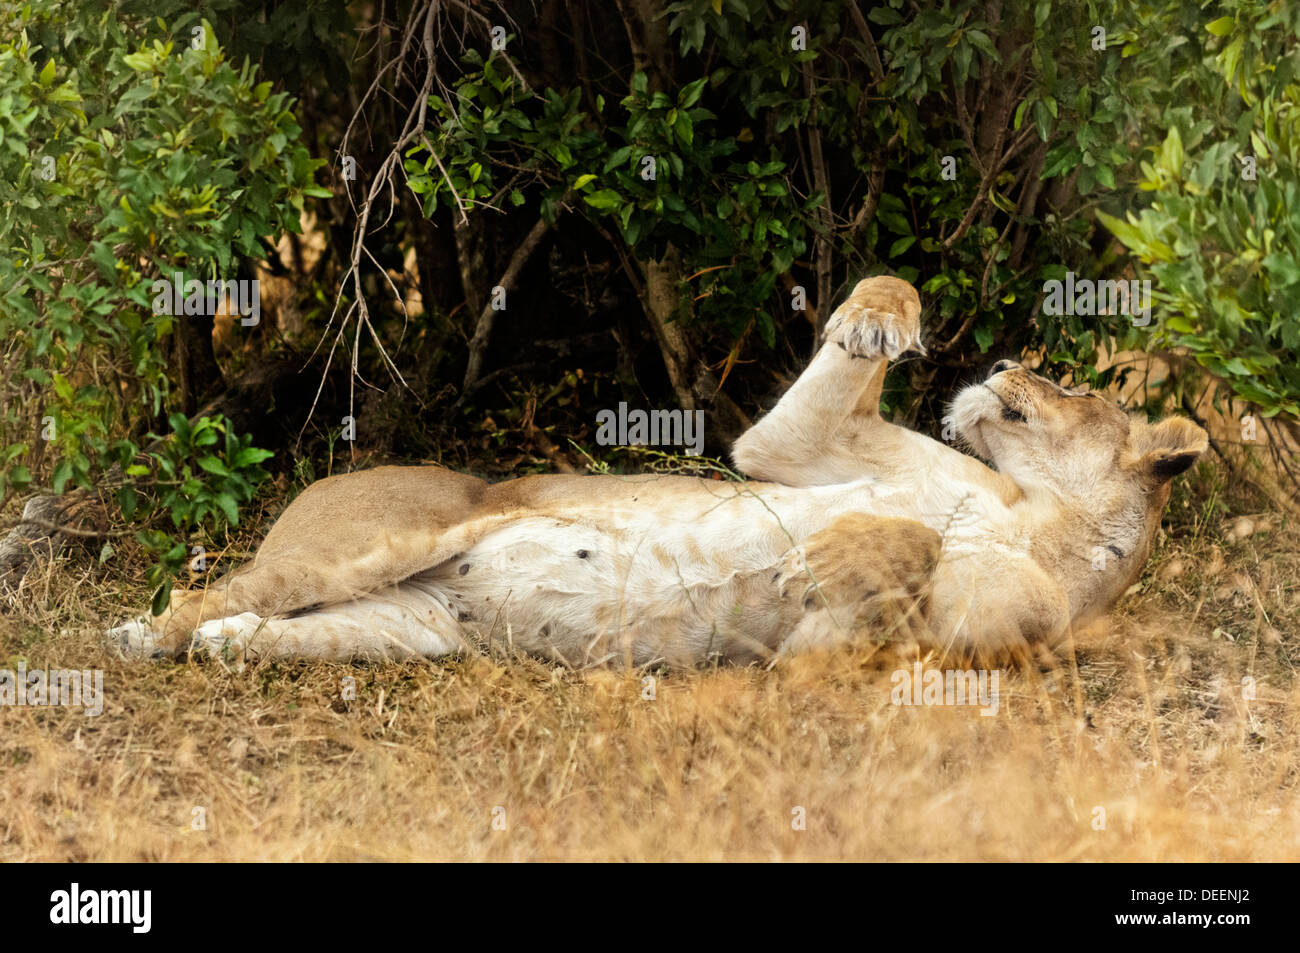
731;276;923;486
925;553;1072;665
776;513;940;657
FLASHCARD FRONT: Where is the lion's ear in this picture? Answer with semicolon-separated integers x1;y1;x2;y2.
1130;417;1208;484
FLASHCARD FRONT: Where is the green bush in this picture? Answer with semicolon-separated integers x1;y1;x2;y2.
399;0;1293;418
0;3;324;603
1097;2;1300;419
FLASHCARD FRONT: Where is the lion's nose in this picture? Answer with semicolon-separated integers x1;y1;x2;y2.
989;360;1018;378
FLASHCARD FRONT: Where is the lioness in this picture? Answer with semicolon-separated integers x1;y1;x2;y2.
109;276;1206;666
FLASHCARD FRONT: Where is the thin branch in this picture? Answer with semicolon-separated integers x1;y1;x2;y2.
845;0;886;82
801;56;833;341
461;208;560;392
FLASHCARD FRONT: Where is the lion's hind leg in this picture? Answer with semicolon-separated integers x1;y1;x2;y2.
112;518;475;659
191;576;470;665
777;514;940;657
108;465;490;659
109;551;385;659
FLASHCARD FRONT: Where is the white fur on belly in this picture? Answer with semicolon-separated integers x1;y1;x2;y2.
426;511;793;666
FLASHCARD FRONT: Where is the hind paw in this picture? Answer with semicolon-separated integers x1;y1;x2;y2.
107;617;168;659
191;613;264;668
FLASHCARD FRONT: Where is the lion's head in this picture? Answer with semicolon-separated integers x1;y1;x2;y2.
946;360;1208;621
947;360;1207;493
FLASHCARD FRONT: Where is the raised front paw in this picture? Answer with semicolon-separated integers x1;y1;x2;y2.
823;275;923;360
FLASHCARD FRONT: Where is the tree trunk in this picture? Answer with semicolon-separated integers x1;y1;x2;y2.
640;247;752;450
642;251;698;413
167;312;222;416
454;214;487;323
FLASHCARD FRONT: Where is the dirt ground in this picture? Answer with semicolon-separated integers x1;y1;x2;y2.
1;455;1296;861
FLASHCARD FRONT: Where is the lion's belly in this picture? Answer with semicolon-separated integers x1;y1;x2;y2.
417;474;1016;665
421;512;795;666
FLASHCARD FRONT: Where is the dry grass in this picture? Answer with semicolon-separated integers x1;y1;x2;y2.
1;459;1297;861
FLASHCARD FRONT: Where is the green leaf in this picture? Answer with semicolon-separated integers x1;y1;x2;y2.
1033;99;1052;141
602;145;633;172
52;460;74;494
151;582;172;618
674;111;693;146
1013;100;1029;132
233;447;274;468
117;485;138;520
198;455;231;477
888;235;916;257
953;40;972;86
965;30;1000;63
1096;210;1146;251
679;77;707;109
215;492;240;525
583;189;623;211
1157;126;1184;178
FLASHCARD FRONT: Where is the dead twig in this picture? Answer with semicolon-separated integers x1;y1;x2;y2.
460;206;562;393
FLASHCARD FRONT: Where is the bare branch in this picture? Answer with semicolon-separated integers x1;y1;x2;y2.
462;209;559;392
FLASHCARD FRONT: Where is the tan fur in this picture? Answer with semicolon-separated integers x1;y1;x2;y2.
110;275;1206;667
738;275;1207;658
